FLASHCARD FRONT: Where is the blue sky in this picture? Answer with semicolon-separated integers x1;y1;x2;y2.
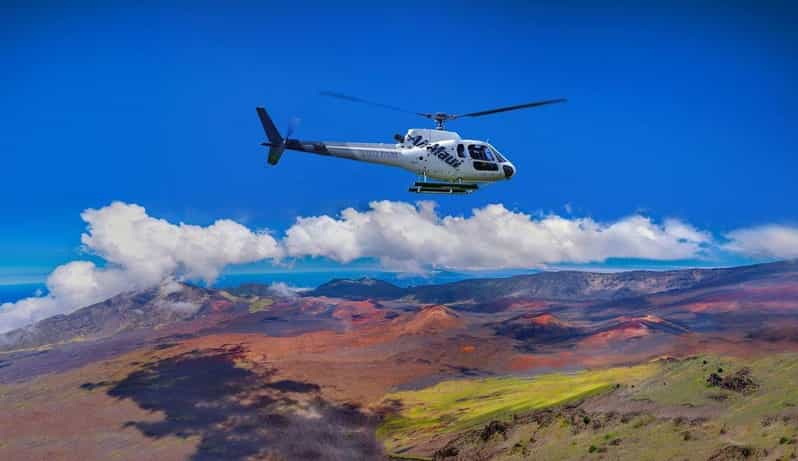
2;1;797;282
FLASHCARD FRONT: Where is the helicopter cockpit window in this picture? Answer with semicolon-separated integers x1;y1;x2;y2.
486;146;506;163
457;144;465;158
483;145;495;161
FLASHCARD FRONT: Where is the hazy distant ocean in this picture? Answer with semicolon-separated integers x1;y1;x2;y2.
0;283;47;304
214;271;472;290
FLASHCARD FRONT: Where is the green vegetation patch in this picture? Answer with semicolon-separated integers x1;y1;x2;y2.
632;354;798;424
218;290;239;301
378;363;657;453
248;297;274;313
379;354;798;460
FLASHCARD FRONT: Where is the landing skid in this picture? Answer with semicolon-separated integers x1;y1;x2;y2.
408;181;479;194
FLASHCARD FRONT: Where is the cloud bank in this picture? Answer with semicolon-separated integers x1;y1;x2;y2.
283;201;713;272
0;202;281;333
724;225;798;259
1;200;795;333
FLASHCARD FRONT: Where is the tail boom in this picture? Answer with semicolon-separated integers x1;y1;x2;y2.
256;106;402;168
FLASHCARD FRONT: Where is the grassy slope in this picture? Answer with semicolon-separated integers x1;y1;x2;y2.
378;363;658;455
247;297;273;313
218;290;273;313
591;354;798;461
380;354;798;460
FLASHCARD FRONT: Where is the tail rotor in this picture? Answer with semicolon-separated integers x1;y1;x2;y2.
285;116;300;140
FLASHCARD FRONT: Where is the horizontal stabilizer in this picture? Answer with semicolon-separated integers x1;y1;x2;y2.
256;107;285;165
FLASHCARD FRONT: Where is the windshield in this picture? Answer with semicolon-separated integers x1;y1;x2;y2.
487;145;507;163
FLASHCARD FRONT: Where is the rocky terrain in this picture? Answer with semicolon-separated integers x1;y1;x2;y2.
0;261;797;460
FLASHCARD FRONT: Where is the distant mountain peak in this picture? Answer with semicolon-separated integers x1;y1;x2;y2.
0;282;213;352
338;277;379;285
306;278;405;300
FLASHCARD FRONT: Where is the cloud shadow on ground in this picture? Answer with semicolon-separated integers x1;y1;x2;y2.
82;345;381;460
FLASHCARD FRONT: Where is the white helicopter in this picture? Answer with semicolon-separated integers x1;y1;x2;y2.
256;92;566;194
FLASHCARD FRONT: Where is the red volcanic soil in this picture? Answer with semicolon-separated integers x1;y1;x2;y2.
680;286;798;313
209;299;233;312
625;277;798;319
275;296;332;316
502;299;551;311
530;313;562;325
399;305;464;335
581;323;651;346
580;315;686;347
170;332;503;404
515;312;572;328
615;315;688;332
508;351;578;371
330;300;385;324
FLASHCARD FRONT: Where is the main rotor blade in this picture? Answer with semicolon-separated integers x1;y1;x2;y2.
320;91;427;117
457;98;567;118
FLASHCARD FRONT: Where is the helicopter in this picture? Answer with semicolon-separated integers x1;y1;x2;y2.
256;92;566;194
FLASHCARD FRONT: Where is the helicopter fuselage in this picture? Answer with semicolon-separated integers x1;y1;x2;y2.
257;94;563;192
282;128;515;183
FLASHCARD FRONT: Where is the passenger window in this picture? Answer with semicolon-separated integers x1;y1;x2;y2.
469;144;496;162
468;144;485;160
457;144;465;158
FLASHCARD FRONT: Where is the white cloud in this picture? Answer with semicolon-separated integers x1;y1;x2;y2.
284;201;713;271
724;225;798;259
2;199;795;334
79;202;282;283
0;202;281;334
268;282;309;298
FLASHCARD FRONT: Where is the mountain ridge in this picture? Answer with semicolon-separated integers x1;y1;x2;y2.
306;260;798;304
2;260;796;353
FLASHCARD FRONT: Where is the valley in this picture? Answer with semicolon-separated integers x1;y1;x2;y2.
1;261;797;460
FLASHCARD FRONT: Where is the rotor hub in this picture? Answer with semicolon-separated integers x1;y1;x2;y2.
431;113;455;130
